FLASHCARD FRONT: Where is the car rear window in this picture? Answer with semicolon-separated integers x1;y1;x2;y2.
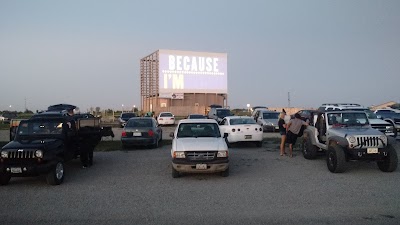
121;113;136;119
160;113;173;117
230;118;256;125
263;113;279;119
127;119;152;127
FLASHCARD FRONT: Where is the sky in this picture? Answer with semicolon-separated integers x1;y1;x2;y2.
1;0;399;112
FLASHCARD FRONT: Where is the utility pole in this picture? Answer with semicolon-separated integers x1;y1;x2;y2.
288;92;291;108
24;97;27;112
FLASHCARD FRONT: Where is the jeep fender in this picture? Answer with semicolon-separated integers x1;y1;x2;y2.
328;136;348;148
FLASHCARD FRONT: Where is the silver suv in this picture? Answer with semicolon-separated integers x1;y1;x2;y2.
302;110;397;173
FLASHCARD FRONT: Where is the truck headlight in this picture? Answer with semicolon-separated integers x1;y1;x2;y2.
1;151;8;158
380;135;387;144
217;151;228;158
386;126;394;132
348;136;356;143
35;150;43;158
173;151;185;158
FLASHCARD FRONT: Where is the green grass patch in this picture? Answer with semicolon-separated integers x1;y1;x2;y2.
0;123;9;130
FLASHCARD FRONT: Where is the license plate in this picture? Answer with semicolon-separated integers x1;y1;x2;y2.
245;135;252;139
11;167;22;173
196;164;207;170
367;148;378;154
133;132;142;137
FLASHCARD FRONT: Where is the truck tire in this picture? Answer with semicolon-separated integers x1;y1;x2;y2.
302;136;318;160
46;161;65;185
220;167;230;177
377;145;398;172
0;173;11;185
172;166;180;178
326;144;346;173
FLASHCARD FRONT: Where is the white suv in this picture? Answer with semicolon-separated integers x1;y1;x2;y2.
169;119;229;178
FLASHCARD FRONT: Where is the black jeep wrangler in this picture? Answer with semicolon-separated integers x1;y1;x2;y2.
1;104;114;185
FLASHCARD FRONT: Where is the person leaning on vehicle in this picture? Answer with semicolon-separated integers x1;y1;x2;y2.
286;113;309;158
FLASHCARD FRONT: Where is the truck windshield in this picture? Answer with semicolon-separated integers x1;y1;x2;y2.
177;123;221;138
18;121;65;136
328;113;369;126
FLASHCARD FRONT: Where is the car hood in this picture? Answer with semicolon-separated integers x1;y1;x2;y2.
174;138;226;152
368;119;390;125
2;138;63;151
330;127;383;136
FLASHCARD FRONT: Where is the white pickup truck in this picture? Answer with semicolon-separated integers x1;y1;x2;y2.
169;119;229;178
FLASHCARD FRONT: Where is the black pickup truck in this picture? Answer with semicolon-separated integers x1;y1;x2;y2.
1;104;114;185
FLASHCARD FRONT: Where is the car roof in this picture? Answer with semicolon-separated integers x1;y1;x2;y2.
179;119;217;124
129;117;153;120
259;110;279;113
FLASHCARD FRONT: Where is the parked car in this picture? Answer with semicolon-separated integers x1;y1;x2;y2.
292;109;318;123
1;112;18;124
119;112;136;128
374;109;400;134
187;114;207;119
169;119;229;178
253;110;280;132
219;116;263;147
121;117;162;149
157;112;175;126
208;108;233;123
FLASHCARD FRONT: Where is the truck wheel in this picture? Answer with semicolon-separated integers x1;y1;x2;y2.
221;167;230;177
377;145;398;172
0;173;11;185
172;166;180;178
326;145;346;173
302;136;318;159
46;161;65;185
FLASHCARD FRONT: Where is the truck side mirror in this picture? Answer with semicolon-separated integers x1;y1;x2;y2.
376;115;382;119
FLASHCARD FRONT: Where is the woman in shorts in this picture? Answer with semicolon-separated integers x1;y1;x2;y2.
278;112;287;156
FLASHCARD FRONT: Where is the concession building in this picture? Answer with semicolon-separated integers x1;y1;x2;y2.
140;49;228;116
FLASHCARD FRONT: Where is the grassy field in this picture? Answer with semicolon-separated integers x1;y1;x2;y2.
0;123;9;130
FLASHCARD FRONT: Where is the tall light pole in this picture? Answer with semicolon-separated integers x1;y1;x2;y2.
122;104;124;113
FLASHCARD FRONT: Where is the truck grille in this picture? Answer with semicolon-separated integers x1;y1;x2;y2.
8;150;36;159
186;151;216;161
356;136;381;148
370;125;386;133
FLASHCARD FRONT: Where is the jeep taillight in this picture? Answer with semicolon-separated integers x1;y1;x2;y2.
148;130;154;137
121;131;127;137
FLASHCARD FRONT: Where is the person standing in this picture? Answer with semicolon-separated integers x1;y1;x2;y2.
286;113;309;157
278;112;287;156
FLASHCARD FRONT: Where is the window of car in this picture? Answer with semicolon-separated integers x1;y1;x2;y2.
177;123;220;138
121;113;136;120
230;118;256;125
127;119;152;127
216;109;232;118
262;113;279;119
160;113;173;117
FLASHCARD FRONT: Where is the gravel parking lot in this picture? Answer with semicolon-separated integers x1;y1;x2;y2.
1;140;400;225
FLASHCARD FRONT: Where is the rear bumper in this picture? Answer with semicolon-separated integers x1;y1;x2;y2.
121;137;156;146
228;133;263;143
